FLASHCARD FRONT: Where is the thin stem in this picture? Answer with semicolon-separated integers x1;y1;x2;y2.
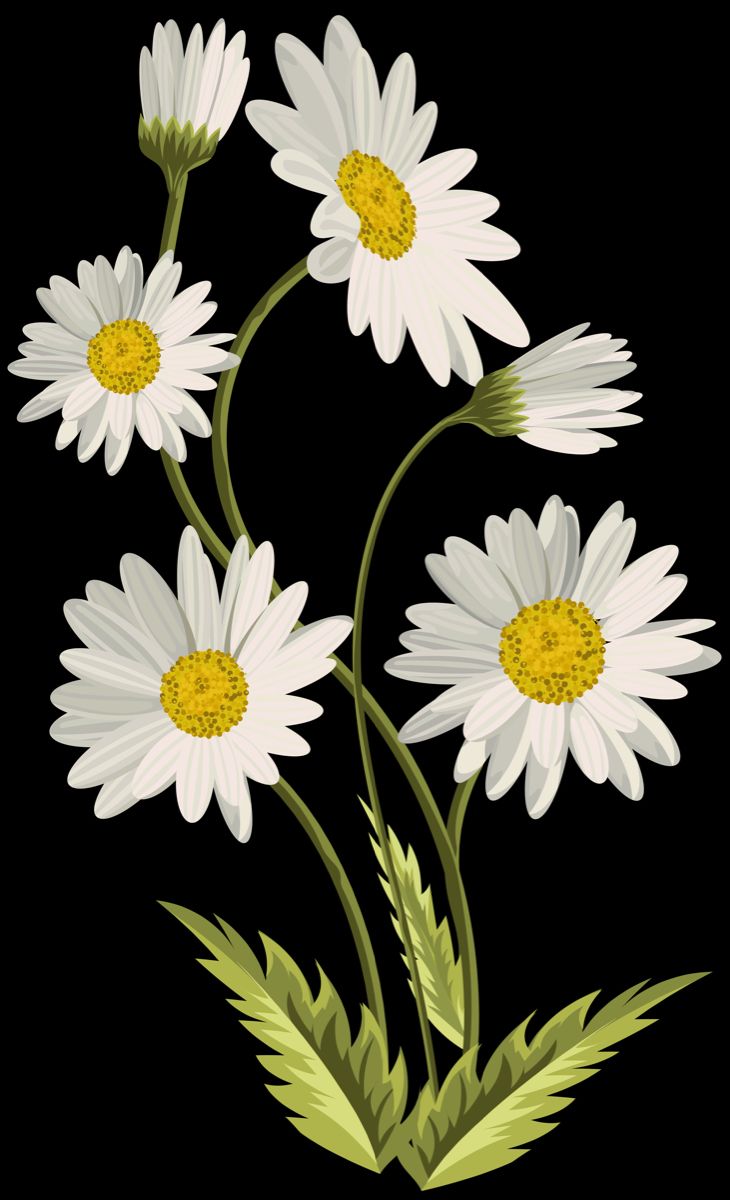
159;175;188;256
212;258;310;542
274;778;386;1031
447;775;481;862
350;420;481;1055
160;452;229;568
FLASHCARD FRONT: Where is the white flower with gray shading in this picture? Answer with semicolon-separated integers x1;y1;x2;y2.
387;496;719;816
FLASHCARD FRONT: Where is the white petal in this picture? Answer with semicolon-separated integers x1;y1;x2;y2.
323;16;361;140
177;526;222;650
271;147;339;195
352;49;382;154
229;542;275;656
17;374;88;423
77;399;109;463
597;546;679;618
308;237;356;284
176;737;214;822
509;509;549;603
311;194;359;240
391;101;438;179
51;713;126;747
623;697;680;766
424;223;521;262
209;58;250;138
132;726;187;798
384;650;495;684
529;702;565;768
485;705;533;799
440;538;518;623
570;504;625;604
120;552;193;662
397;253;451;386
37;277;101;339
239;582;309;674
370;260;405;364
518;428;615;454
408;149;477;201
94;255;122;323
524;747;567;818
441;303;483;386
576;683;638;733
601;724;644;801
420;245;529;348
67;712;171;788
94;771;141;818
192;19;226;128
577;520;637;611
464;677;527;740
569;704;609;783
275;32;347;156
228;730;279;784
347;244;375;335
220;536;250;650
51;680;158;717
399;702;475;745
429;672;503;714
604;634;703;670
380;53;415;164
213;742;253;842
62;376;106;421
418;190;500;229
56;420;79;449
600;668;687;700
246;99;339;168
405;601;498;646
108;393;133;440
60;648;162;695
63;598;169;673
454;738;489;782
600;576;688;640
239;719;310;757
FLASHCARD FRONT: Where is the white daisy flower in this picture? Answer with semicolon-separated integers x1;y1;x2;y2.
140;19;250;140
386;497;720;817
50;528;353;841
10;247;238;475
465;323;643;454
246;15;527;387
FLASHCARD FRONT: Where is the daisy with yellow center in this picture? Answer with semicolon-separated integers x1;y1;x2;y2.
246;15;528;387
386;497;720;818
50;527;353;841
10;247;238;475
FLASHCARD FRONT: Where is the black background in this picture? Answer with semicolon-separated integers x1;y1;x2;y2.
8;5;723;1192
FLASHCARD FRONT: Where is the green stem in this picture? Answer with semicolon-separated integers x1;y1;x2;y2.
351;418;480;1085
447;775;481;862
212;258;310;541
274;778;386;1030
160;452;229;568
154;185;386;1037
159;175;188;256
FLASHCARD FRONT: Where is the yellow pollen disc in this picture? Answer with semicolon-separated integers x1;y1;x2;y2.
87;318;161;394
499;597;606;705
160;650;248;738
337;149;416;260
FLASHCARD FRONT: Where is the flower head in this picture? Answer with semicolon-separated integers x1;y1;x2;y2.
51;528;353;840
139;20;249;184
464;323;642;454
10;247;237;474
386;497;719;816
246;16;527;387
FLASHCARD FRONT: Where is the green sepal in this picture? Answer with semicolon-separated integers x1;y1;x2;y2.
456;366;527;437
138;115;220;192
398;971;708;1189
161;902;408;1173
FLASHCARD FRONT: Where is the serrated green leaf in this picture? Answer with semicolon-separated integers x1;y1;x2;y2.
361;799;464;1048
162;902;407;1173
399;971;707;1188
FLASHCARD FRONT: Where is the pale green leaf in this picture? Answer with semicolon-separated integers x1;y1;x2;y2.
399;972;707;1188
361;799;464;1047
162;902;407;1173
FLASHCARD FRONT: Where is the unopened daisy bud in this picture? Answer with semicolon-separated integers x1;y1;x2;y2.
460;323;642;455
139;19;249;191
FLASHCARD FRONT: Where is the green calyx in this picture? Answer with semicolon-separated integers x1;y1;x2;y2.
138;115;220;193
455;366;527;438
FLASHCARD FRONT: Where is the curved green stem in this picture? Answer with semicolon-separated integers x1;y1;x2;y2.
212;258;310;541
160;452;229;567
159;176;188;256
274;778;386;1031
351;419;479;1072
447;775;481;862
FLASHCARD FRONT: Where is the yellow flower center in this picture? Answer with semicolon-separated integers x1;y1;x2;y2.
160;650;248;738
499;597;605;705
87;318;161;394
337;150;416;260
